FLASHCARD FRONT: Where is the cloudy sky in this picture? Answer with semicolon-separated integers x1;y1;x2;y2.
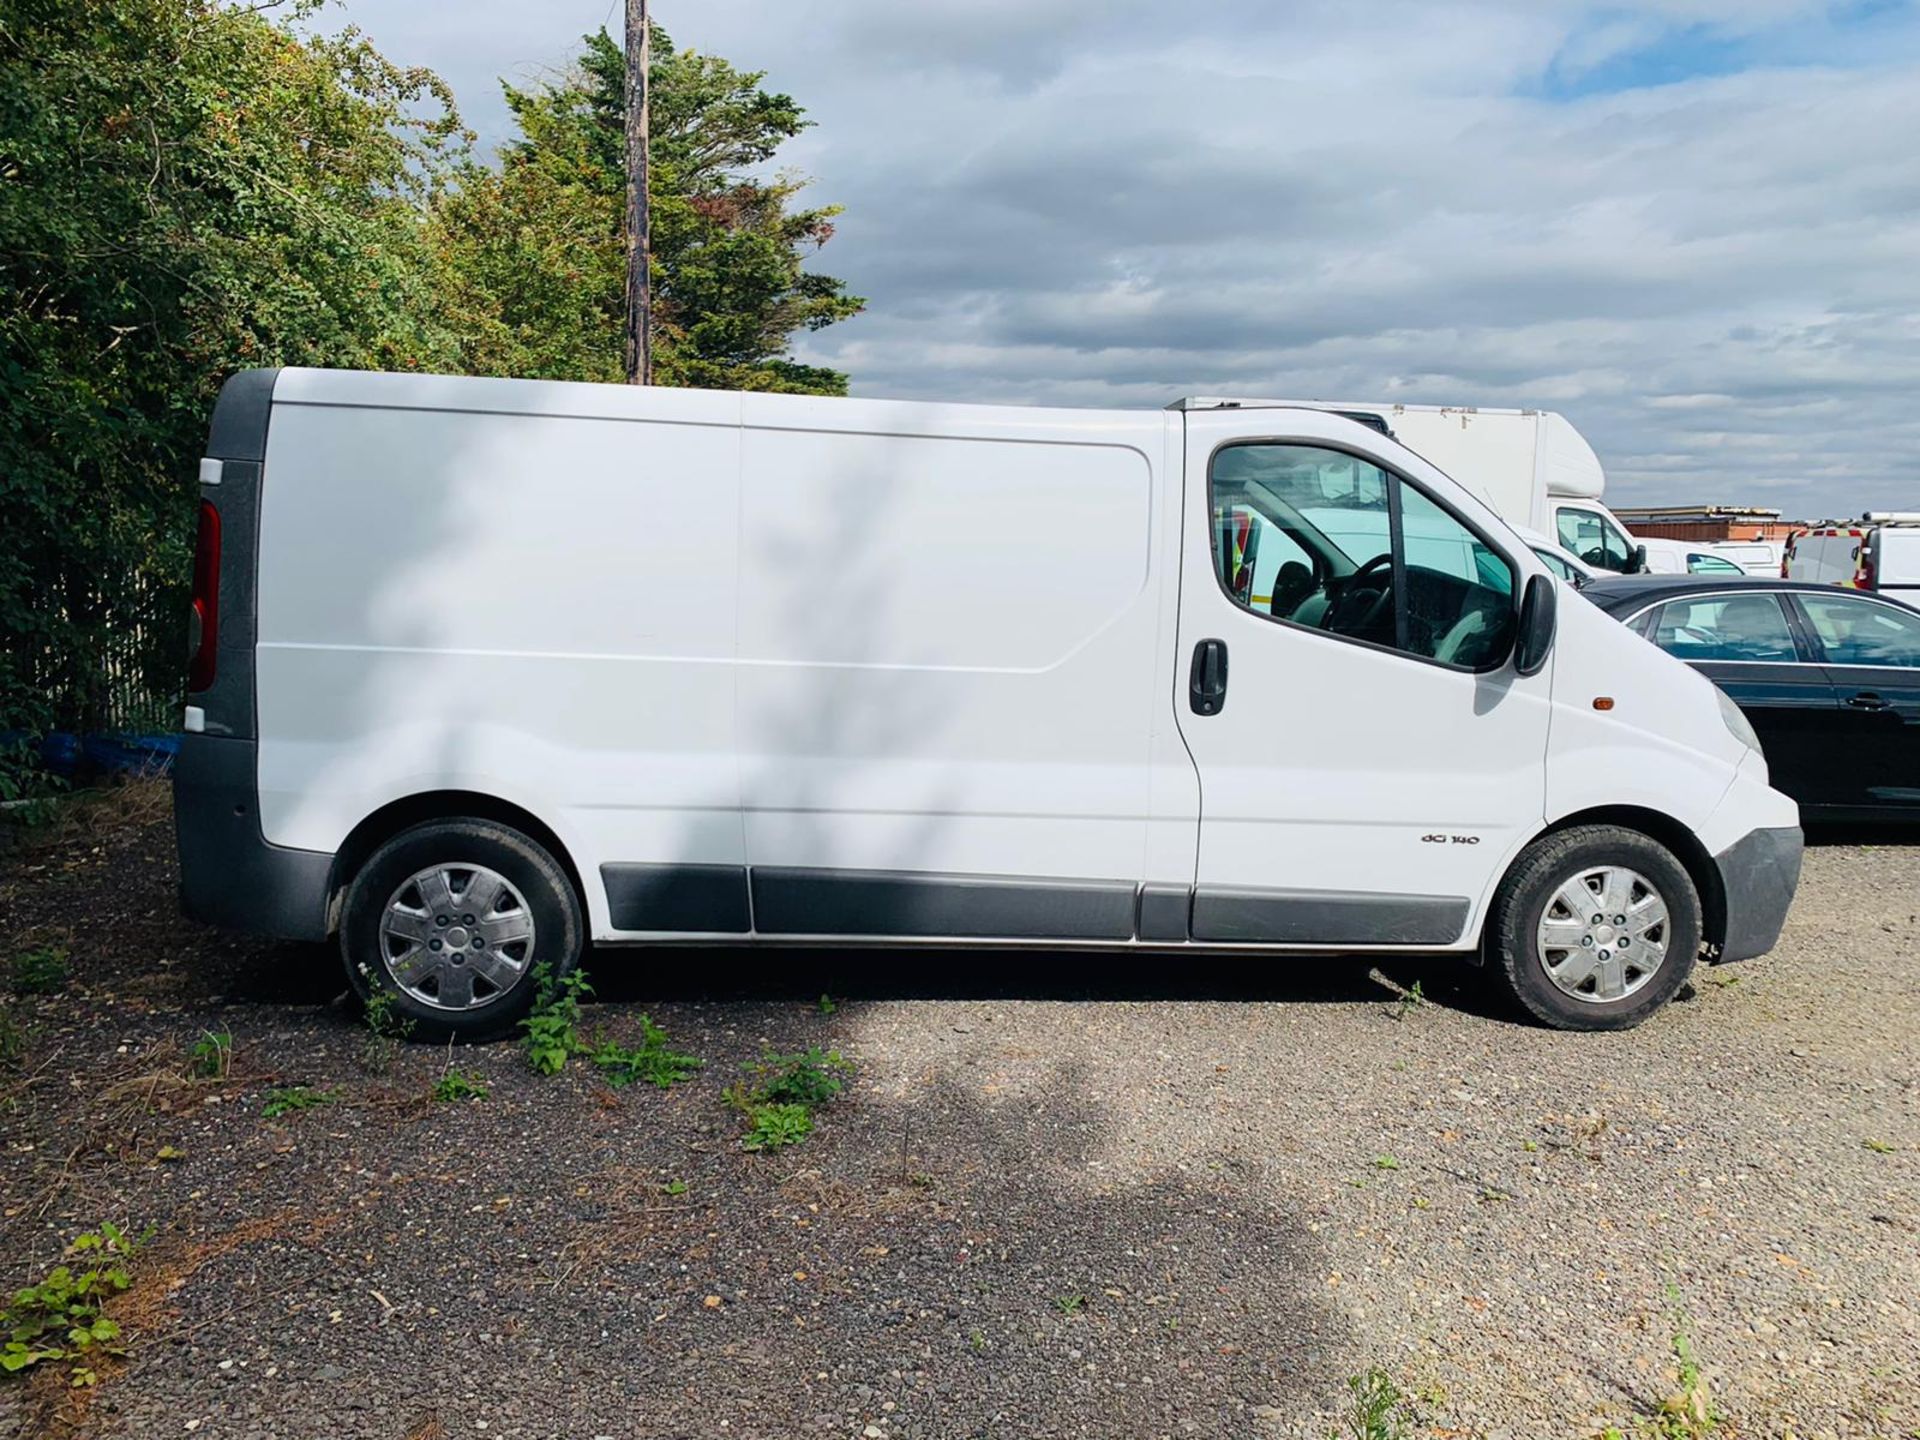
334;0;1920;516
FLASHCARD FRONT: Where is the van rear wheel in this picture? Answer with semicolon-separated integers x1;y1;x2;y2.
340;819;582;1043
1485;825;1700;1031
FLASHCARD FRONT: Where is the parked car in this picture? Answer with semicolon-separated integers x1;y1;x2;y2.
1702;539;1785;577
176;370;1803;1036
1513;523;1596;586
1634;536;1752;577
1584;575;1920;821
1783;517;1920;592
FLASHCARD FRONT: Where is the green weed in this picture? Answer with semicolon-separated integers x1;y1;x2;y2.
430;1071;488;1103
746;1045;852;1106
817;992;837;1015
1391;978;1425;1019
662;1180;688;1196
1053;1293;1085;1316
363;985;412;1039
1651;1289;1717;1438
0;1222;150;1386
262;1085;336;1118
589;1014;701;1089
726;1044;853;1151
359;986;414;1073
1372;1154;1401;1171
188;1030;232;1080
1334;1366;1414;1440
1863;1138;1897;1154
1605;1287;1718;1439
9;944;69;996
739;1101;812;1151
520;963;590;1075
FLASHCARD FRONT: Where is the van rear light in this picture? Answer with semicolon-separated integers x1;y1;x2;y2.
1857;550;1876;591
188;499;221;692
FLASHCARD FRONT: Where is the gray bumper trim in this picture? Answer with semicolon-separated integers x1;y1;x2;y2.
174;733;333;942
1711;824;1803;963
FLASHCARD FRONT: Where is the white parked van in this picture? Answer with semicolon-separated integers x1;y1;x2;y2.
1701;540;1786;577
1784;518;1920;593
176;371;1802;1037
1634;537;1752;577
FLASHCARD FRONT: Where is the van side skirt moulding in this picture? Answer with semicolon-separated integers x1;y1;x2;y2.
751;868;1138;941
597;864;1466;946
1190;886;1468;946
601;863;752;933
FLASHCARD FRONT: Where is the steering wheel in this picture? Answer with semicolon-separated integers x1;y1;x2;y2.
1325;552;1395;637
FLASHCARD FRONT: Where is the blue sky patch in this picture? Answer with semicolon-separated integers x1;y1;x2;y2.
1536;1;1917;100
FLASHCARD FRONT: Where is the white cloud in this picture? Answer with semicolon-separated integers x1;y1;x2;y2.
333;0;1920;516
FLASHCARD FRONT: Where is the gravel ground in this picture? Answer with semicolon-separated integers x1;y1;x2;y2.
1;787;1915;1440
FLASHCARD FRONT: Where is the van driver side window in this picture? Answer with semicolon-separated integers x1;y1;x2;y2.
1210;444;1518;671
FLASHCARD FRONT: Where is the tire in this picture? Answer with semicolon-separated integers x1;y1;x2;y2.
1484;825;1701;1031
339;819;582;1043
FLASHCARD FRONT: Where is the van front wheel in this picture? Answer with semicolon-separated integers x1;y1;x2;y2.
1485;825;1701;1031
339;819;582;1043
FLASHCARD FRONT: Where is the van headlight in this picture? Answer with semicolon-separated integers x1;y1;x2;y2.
1717;688;1761;754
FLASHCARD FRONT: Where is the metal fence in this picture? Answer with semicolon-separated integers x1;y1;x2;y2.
18;565;184;738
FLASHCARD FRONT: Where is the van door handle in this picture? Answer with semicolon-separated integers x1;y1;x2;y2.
1846;691;1888;710
1189;638;1229;715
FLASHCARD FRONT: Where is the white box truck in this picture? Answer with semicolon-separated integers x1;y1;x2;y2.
176;370;1801;1037
1206;400;1648;575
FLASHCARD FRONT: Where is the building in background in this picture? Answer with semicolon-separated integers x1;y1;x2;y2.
1610;505;1802;542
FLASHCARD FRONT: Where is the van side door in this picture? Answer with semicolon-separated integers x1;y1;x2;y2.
1171;411;1552;947
730;396;1179;941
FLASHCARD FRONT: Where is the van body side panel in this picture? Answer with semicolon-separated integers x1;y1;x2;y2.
253;377;746;936
1537;595;1750;841
1874;528;1920;591
730;396;1167;920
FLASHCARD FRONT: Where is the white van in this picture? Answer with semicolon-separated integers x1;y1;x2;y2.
1634;537;1752;577
1513;524;1597;586
175;371;1802;1037
1702;540;1785;577
1784;519;1920;593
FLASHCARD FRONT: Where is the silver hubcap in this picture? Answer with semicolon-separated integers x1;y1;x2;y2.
379;864;535;1011
1536;865;1669;1004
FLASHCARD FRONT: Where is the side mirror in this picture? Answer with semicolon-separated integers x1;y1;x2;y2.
1628;543;1648;575
1515;573;1557;677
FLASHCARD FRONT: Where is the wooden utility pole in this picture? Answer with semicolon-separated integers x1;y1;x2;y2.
622;0;651;384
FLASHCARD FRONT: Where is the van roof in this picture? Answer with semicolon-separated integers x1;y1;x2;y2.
1168;397;1545;417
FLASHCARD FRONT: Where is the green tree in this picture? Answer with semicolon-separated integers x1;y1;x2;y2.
433;26;863;393
0;0;464;737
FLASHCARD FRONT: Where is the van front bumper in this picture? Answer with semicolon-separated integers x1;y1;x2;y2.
1711;824;1803;963
175;733;333;942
